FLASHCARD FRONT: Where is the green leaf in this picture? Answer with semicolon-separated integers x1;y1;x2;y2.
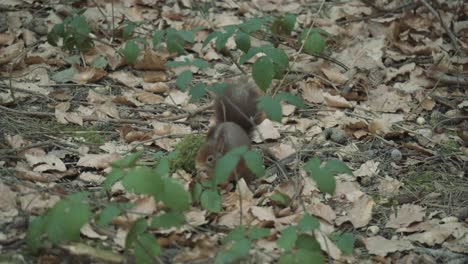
243;150;265;178
155;156;170;177
304;32;326;55
261;45;289;78
252;56;274;91
269;192;291;206
177;30;195;43
203;31;220;48
331;233;355;255
189;83;207;103
298;214;320;232
152;30;165;48
257;96;282;122
45;192;91;244
235;32;251;53
275;92;306;109
126;218;147;248
323;160;353;176
122;21;136;40
102;167;125;190
160;178;190;211
296;234;321;251
134;233;161;264
64;55;81;65
282;14;296;34
151;211;185;228
239;47;262;64
215;30;235;52
192;58;209;69
91;55;107;69
121;167;164;198
248;227;270;240
166;29;185;54
222;226;245;243
214;149;244;184
304;158;337;195
239;17;265;33
111;150;143;168
97;205;121;226
277;226;297;251
47;23;64;46
201;190;221;213
296;248;324;264
51;67;77;83
121;40;140;64
230;238;251;258
278;253;295;264
176;70;193;91
191;181;203;202
26;216;47;253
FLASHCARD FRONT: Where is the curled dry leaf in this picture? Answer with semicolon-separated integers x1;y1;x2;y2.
268;143;295;160
72;67;107;84
324;93;352;108
252;119;280;143
134;48;167;71
25;153;67;172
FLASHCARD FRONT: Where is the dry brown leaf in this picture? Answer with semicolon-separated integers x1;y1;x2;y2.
268;143;295;160
134;48;167;70
72;67;107;84
25;153;66;172
252;119;281;143
354;160;380;178
386;204;426;229
364;236;414;256
404;222;467;246
77;153;121;169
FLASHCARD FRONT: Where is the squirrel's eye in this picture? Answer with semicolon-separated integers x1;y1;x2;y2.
207;155;214;163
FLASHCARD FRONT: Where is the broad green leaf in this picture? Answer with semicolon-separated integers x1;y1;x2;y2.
166;29;185;54
192;58;209;69
252;56;274;91
304;32;326;55
134;233;161;264
191;181;203;202
222;226;245;243
97;205;121;226
165;60;190;68
51;67;77;83
298;214;320;232
243;150;265;178
176;70;193;91
282;14;296;34
323;160;353;176
111;150;143;168
275;92;306;109
155;156;170;177
47;23;64;46
201;190;221;213
160;178;190;211
214;153;240;184
64;55;80;65
102;167;125;190
277;226;297;251
208;82;228;94
26;216;47;253
239;17;265;33
235;32;251;53
296;234;321;251
215;31;234;52
239;47;262;64
277;253;295;264
126;218;147;248
121;40;140;64
151;211;185;228
296;248;324;264
261;45;289;78
203;31;220;48
121;167;163;198
45;192;91;244
230;238;251;258
91;55;107;69
331;233;355;255
189;83;207;103
152;30;165;48
122;21;136;40
257;96;282;122
248;227;270;240
304;158;337;195
269;192;291;206
177;30;195;43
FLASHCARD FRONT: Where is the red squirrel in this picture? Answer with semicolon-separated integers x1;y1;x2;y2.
195;77;265;185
